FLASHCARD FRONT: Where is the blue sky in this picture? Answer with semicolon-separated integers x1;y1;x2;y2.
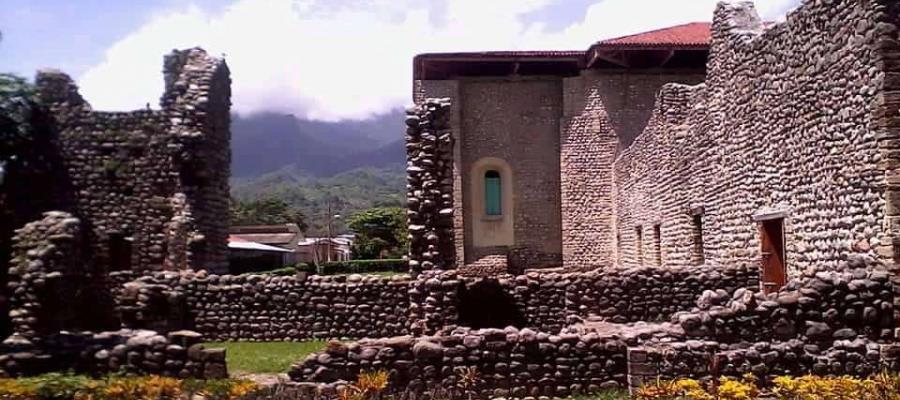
1;0;800;120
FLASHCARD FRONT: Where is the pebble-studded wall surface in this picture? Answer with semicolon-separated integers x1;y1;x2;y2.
613;0;900;279
116;265;756;341
33;48;231;274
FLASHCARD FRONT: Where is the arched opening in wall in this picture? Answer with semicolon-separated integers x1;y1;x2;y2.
458;279;525;329
108;234;132;272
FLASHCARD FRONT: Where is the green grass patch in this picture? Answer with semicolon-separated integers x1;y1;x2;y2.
203;341;326;375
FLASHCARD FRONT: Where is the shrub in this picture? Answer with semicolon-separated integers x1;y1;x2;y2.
0;374;260;400
637;373;900;400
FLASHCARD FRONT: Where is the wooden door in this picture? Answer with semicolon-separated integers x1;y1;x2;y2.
759;219;786;294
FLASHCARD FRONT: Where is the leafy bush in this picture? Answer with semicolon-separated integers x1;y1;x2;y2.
0;373;260;400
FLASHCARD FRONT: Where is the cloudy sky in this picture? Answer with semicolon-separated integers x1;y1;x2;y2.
1;0;800;121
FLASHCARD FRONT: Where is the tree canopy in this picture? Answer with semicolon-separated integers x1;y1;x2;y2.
347;207;407;259
230;197;308;232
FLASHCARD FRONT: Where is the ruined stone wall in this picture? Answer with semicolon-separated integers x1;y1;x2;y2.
613;1;899;276
0;329;227;379
118;271;412;341
33;48;230;274
560;70;705;270
290;262;898;397
409;265;758;335
407;99;455;274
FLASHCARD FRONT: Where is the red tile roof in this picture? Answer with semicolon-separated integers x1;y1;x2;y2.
593;22;711;49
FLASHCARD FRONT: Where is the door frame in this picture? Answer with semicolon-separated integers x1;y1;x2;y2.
757;217;786;294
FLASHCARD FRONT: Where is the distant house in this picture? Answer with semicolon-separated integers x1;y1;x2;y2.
228;224;304;272
227;236;294;274
297;237;352;264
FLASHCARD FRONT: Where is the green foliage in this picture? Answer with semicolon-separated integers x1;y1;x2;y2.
0;73;37;177
203;341;327;374
0;373;260;399
230;197;308;232
230;166;405;235
314;259;408;275
347;207;407;259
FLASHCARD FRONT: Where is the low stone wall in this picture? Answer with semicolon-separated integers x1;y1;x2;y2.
116;264;758;341
118;271;412;341
288;327;627;399
0;329;226;378
291;265;897;398
628;339;898;390
411;265;759;335
673;266;895;343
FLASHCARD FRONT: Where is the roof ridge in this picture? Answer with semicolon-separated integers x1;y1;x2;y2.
595;22;711;45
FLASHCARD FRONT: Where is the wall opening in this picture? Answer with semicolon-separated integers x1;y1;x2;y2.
759;218;786;294
484;170;502;216
635;226;643;265
653;224;662;266
458;279;525;329
108;234;132;272
691;214;704;265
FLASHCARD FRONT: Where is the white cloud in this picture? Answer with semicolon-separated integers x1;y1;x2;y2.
78;0;800;121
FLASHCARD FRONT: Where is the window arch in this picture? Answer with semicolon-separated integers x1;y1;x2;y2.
484;170;502;216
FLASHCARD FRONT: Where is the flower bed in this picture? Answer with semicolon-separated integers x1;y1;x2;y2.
0;373;260;400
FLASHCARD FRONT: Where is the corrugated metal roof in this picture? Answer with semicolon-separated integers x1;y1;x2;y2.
230;233;298;245
228;236;294;253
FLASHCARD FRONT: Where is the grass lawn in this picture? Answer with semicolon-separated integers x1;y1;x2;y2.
203;341;326;375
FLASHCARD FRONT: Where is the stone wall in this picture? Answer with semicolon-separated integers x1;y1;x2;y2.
613;0;899;280
408;265;758;336
458;79;563;270
288;327;628;399
407;99;455;275
0;329;227;379
290;262;897;397
674;264;895;343
560;71;705;270
118;271;412;341
33;47;230;274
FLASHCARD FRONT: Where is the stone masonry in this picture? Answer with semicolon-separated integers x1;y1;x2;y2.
32;47;231;275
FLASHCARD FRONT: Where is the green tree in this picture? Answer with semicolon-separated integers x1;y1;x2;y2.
347;207;407;259
0;73;37;184
230;197;308;231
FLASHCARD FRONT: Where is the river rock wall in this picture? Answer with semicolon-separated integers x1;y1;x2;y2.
406;99;455;275
118;271;413;341
613;0;900;280
32;47;231;275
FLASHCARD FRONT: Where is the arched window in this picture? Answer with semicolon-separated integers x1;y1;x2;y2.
484;170;502;216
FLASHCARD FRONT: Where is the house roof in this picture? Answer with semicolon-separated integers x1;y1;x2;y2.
228;236;294;253
591;22;711;50
229;224;301;234
414;23;711;80
231;233;298;245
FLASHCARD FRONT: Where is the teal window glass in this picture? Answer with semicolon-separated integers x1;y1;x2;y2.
485;170;502;216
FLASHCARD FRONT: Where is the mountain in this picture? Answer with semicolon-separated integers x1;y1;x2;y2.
231;165;405;235
229;110;408;234
231;110;406;177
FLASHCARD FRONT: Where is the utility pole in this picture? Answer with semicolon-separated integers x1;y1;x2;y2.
326;200;333;263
